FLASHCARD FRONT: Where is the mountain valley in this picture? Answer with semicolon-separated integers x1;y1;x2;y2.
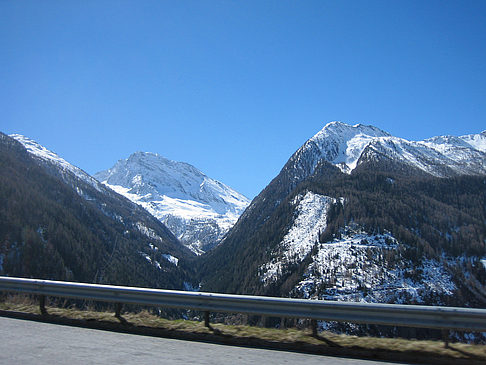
2;122;486;326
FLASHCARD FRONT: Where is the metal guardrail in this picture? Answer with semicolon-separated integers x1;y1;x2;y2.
1;276;486;333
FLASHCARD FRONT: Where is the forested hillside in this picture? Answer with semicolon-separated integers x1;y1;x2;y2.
198;157;486;309
0;133;196;289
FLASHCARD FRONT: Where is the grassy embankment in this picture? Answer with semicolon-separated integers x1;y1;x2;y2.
1;295;485;365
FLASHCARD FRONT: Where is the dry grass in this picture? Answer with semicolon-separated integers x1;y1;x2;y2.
1;295;485;364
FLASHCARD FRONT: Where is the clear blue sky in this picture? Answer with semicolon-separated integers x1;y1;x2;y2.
1;1;485;199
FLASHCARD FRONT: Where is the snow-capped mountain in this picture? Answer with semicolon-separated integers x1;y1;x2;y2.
200;122;486;327
290;122;486;180
95;152;250;254
289;122;391;177
273;124;486;298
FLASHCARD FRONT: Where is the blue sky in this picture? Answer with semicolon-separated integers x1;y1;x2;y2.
1;0;485;198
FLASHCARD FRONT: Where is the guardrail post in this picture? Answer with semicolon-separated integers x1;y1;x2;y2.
311;319;318;337
204;311;210;328
39;295;47;315
442;329;449;348
115;303;122;318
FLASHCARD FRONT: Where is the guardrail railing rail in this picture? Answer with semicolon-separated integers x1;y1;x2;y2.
1;276;485;346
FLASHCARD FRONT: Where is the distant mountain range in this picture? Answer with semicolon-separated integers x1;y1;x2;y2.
4;122;486;332
94;152;250;254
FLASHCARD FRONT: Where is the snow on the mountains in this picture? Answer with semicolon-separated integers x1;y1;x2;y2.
292;122;486;178
10;134;102;191
299;122;391;174
183;281;201;291
258;188;456;305
112;185;237;226
162;254;179;266
367;136;461;175
139;251;164;270
260;191;335;284
419;133;486;174
460;131;486;152
95;152;250;253
136;222;164;242
481;259;486;271
292;226;456;304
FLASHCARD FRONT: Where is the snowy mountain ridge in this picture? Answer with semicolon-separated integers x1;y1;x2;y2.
95;152;250;254
10;134;103;192
292;122;486;179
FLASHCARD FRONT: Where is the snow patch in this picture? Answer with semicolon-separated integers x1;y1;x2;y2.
183;282;201;291
481;259;486;271
162;254;179;266
140;251;164;270
140;252;152;264
260;192;335;284
136;222;163;242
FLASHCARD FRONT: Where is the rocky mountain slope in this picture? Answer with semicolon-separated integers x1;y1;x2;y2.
95;152;250;254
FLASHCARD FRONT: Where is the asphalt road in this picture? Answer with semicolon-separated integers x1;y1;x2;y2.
0;316;406;364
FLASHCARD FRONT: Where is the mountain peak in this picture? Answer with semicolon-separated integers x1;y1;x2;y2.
95;152;250;254
318;121;389;135
96;152;221;202
300;122;390;174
